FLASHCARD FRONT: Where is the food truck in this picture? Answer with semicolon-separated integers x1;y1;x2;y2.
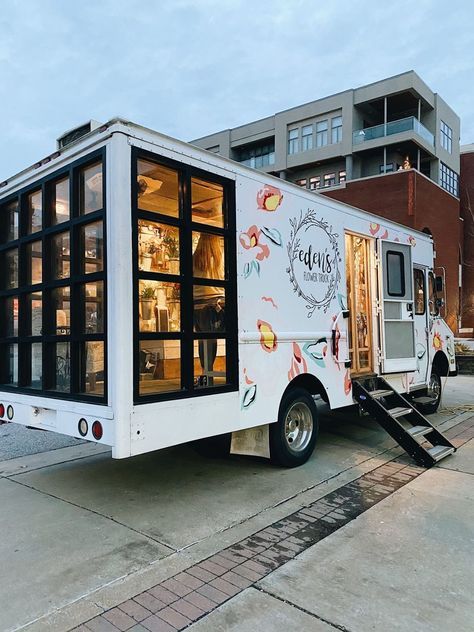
0;119;456;467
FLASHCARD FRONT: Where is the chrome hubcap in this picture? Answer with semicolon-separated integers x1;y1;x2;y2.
284;402;313;453
427;373;441;401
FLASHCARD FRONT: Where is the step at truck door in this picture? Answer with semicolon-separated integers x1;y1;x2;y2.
379;240;416;373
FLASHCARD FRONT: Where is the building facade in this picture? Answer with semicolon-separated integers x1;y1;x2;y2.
460;144;474;333
192;71;464;331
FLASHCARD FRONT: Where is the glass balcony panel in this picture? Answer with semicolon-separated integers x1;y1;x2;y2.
353;116;434;147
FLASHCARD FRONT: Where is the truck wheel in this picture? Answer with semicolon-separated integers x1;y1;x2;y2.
270;388;319;467
419;370;442;415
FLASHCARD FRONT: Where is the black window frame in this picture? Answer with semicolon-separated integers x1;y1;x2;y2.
386;250;405;297
0;148;107;403
132;147;238;405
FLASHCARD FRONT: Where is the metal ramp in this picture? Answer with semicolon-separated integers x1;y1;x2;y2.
352;376;455;468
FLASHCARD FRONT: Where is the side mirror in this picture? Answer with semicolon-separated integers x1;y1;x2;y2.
435;275;443;292
435;297;444;310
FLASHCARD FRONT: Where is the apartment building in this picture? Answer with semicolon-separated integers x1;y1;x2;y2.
192;71;465;331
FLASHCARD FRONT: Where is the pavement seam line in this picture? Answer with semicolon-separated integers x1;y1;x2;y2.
254;585;354;632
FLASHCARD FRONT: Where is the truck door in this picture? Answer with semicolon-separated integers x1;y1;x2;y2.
378;241;416;373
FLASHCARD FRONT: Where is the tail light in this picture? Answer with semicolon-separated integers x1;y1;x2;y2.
78;418;88;437
92;420;103;440
0;404;4;418
6;405;14;420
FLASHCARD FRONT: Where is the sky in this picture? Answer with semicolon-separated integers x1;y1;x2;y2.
0;0;473;180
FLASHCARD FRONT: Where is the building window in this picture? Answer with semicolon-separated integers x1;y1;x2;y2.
439;162;459;196
338;170;346;183
237;142;275;168
309;176;320;190
316;121;328;147
301;125;313;152
0;153;107;400
386;251;405;297
331;116;342;144
323;173;336;187
380;163;394;174
295;179;307;188
288;129;299;155
414;268;425;315
440;121;452;154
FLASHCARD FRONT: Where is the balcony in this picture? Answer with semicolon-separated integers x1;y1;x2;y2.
353;117;434;147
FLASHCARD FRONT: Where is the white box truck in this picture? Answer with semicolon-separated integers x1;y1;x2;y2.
0;119;456;467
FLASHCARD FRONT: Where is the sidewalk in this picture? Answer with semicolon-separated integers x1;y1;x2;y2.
68;418;474;632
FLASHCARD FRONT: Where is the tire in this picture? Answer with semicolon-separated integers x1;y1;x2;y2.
192;433;232;458
419;369;442;415
270;388;319;467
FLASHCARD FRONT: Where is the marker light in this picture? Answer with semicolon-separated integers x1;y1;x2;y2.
0;404;4;418
78;418;88;437
91;420;103;441
6;405;14;420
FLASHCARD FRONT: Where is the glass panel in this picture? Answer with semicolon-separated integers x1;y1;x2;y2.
1;200;19;242
194;287;225;333
194;338;227;388
28;291;43;336
139;340;181;395
84;281;104;333
27;190;42;233
80;162;103;214
54;342;70;392
137;159;179;218
27;343;42;389
192;232;225;280
81;341;105;396
138;220;179;274
191;178;224;228
138;280;180;332
51;231;70;279
52;286;70;335
1;343;18;385
82;221;103;273
2;248;18;289
414;269;425;315
27;240;42;285
3;296;19;337
387;252;404;296
53;177;70;224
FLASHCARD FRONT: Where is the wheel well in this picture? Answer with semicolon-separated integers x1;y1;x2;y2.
432;351;449;377
283;374;329;404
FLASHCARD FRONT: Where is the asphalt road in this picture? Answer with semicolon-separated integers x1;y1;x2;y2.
0;422;83;461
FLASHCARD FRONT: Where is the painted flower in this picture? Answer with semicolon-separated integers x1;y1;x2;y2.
344;369;352;395
408;235;416;247
433;331;443;350
257;185;283;212
288;342;308;381
380;229;389;239
257;319;278;353
240;225;270;261
369;222;380;236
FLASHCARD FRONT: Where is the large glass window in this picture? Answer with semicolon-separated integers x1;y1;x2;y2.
316;120;328;147
0;154;106;400
288;129;299;155
301;125;313;151
331;116;342;143
134;152;237;402
439;162;458;196
237;142;275;169
414;268;425;315
440;121;452;153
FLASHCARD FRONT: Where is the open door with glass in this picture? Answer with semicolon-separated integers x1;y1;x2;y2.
345;233;374;375
378;240;416;373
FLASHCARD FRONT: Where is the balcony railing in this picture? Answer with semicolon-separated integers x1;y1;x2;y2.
353;116;434;147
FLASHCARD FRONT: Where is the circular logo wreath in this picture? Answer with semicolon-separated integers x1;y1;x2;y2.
287;209;341;316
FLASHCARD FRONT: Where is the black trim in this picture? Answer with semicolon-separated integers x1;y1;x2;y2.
0;149;108;404
386;250;405;297
132;147;238;404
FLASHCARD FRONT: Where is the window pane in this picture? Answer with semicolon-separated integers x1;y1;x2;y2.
194;338;227;388
194;287;225;333
80;162;103;214
192;178;224;228
51;231;70;279
28;190;42;233
387;252;404;296
84;281;104;333
2;248;18;289
414;269;425;315
139;280;180;332
26;343;42;389
81;341;105;396
2;296;19;337
27;240;42;285
192;231;225;280
28;291;43;336
138;220;180;274
139;340;181;395
53;177;70;224
1;200;19;243
54;342;70;392
52;286;70;335
1;343;18;385
82;221;103;274
137;159;179;218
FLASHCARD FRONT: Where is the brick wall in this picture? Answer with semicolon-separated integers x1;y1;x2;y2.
460;152;474;330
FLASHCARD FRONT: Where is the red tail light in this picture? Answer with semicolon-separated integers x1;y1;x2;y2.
0;404;4;418
92;420;103;440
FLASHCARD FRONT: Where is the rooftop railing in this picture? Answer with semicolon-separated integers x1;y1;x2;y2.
353;116;434;147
